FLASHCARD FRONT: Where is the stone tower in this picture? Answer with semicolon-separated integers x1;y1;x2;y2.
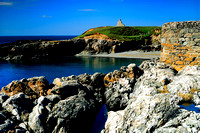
117;19;125;26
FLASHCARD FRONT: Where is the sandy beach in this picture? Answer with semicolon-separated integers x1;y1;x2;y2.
76;51;161;59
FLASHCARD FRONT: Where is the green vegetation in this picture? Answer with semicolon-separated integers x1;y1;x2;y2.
75;26;161;41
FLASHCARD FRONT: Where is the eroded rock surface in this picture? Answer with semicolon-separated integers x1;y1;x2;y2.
102;61;200;133
1;76;50;99
1;61;200;133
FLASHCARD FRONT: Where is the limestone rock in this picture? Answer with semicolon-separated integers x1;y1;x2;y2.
134;61;176;96
2;93;33;121
167;66;200;104
104;63;143;87
1;76;50;99
49;80;84;99
28;95;61;133
105;78;135;111
103;94;182;133
154;109;200;132
46;94;101;133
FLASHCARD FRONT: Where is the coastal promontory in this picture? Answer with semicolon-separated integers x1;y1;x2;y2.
0;26;161;63
0;21;200;132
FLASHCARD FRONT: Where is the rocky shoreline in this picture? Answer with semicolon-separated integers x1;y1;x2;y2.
1;59;200;132
0;38;160;63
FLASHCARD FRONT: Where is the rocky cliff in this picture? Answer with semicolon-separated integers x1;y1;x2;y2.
0;39;87;63
0;38;160;63
1;60;200;132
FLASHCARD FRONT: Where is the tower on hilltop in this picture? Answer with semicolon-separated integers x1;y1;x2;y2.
116;19;125;26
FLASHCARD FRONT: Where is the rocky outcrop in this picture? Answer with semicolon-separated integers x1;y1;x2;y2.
1;61;200;132
0;72;107;132
102;61;200;133
0;37;161;63
79;38;161;55
1;76;50;99
104;64;143;111
0;39;87;63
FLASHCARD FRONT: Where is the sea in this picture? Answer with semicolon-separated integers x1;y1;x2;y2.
0;36;145;88
0;35;77;44
0;36;146;133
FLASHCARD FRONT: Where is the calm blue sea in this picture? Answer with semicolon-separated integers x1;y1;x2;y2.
0;35;77;44
0;56;144;88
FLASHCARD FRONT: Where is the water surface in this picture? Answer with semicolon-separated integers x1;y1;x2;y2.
0;56;145;88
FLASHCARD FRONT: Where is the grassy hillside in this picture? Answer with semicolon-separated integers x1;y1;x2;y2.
75;26;161;41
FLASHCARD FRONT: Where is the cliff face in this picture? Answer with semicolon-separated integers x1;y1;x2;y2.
79;38;160;55
0;39;87;63
160;21;200;71
0;38;160;63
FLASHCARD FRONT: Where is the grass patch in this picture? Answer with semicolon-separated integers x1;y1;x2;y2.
75;26;161;41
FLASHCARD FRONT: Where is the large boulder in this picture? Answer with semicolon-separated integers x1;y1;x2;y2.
105;78;135;111
104;63;143;111
134;61;176;96
167;66;200;104
102;94;182;133
28;95;61;133
104;63;143;87
2;93;33;121
1;76;50;99
46;91;101;133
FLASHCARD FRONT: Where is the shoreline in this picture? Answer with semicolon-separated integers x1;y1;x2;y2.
76;50;161;59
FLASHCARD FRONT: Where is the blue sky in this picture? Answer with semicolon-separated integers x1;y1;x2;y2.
0;0;199;35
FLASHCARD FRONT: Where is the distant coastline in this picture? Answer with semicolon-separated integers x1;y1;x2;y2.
0;35;77;44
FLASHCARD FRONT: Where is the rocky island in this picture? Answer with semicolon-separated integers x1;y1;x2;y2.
0;21;200;133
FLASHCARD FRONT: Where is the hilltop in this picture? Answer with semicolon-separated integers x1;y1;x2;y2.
75;26;161;42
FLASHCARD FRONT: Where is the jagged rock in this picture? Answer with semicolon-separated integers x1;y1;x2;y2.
46;92;101;133
49;80;86;99
105;78;135;111
51;73;106;103
2;93;33;121
103;94;182;133
0;93;9;105
28;95;61;133
2;61;200;133
0;39;87;63
154;109;200;132
134;61;176;96
79;39;122;54
167;66;200;104
0;119;15;132
76;73;92;84
91;72;106;88
1;76;50;99
104;63;143;87
104;63;143;110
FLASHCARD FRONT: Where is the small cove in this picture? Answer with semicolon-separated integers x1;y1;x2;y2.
0;56;145;88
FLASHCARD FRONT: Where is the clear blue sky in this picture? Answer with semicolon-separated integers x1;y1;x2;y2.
0;0;199;36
